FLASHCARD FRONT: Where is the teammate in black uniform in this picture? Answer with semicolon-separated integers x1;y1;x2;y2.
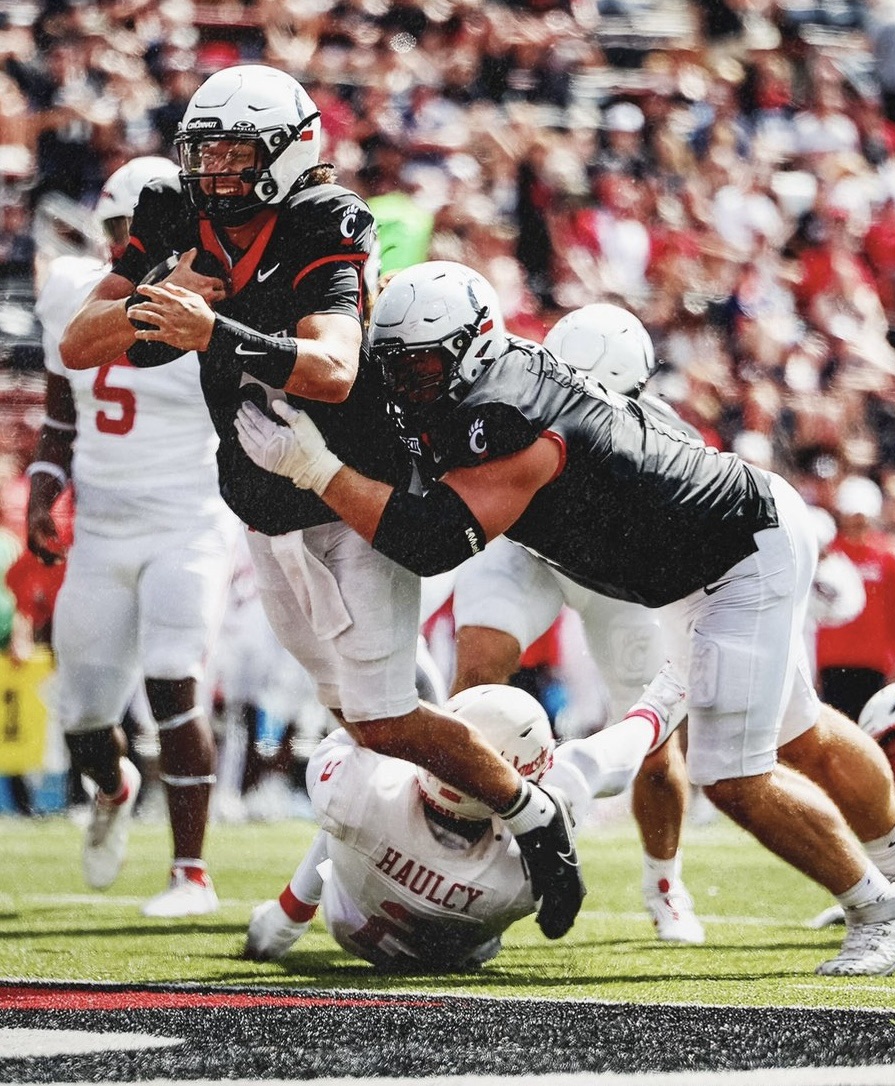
236;260;895;976
448;304;706;945
60;71;584;940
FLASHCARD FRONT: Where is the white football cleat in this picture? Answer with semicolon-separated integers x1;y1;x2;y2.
644;881;706;945
82;758;142;890
141;867;219;918
628;662;688;754
806;903;846;929
815;897;895;976
244;899;310;961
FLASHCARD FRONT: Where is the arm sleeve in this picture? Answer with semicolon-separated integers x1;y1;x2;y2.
543;721;651;833
372;483;487;577
287;829;329;908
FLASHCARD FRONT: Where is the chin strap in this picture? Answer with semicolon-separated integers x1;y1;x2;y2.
422;801;490;843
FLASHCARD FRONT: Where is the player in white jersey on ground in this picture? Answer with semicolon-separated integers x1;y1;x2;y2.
245;670;686;968
449;304;704;944
27;156;239;917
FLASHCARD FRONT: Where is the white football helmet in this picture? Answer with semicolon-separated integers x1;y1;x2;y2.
175;64;321;225
543;303;657;396
95;156;179;222
810;551;866;628
95;156;180;256
370;261;507;413
857;684;895;747
416;684;555;821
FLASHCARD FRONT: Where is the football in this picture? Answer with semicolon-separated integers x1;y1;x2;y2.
126;250;228;368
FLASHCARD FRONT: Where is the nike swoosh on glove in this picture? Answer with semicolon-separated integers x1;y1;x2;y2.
234;399;343;495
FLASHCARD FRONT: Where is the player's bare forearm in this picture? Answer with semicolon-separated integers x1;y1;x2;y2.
282;343;356;402
60;276;136;370
319;467;394;542
27;423;73;564
319;437;559;551
282;312;361;403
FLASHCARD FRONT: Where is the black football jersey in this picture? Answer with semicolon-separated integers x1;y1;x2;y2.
408;337;779;608
114;177;410;535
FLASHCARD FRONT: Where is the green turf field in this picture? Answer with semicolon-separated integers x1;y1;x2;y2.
1;808;892;1011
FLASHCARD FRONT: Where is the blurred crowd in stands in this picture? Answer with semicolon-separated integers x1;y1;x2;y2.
1;0;895;507
3;0;895;810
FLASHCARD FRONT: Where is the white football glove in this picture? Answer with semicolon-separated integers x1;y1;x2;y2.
234;399;343;495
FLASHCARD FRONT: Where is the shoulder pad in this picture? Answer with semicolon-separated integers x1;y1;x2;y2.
132;176;182;217
434;402;539;467
640;392;703;443
283;184;375;256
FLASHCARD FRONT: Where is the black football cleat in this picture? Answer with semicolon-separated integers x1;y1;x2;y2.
515;784;586;939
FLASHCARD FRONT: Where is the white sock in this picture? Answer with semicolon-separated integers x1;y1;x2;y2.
836;864;895;911
863;822;895;880
643;852;681;893
559;717;653;799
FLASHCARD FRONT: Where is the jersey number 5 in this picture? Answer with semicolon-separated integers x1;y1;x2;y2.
93;362;136;435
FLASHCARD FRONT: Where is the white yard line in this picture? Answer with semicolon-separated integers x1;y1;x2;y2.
29;1070;895;1086
0;1028;181;1057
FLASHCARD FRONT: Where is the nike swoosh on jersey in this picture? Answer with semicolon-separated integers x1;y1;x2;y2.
235;344;267;356
256;263;280;283
703;579;732;595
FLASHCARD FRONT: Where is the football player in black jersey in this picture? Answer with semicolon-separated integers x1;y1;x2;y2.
236;259;895;976
60;69;585;941
447;304;705;945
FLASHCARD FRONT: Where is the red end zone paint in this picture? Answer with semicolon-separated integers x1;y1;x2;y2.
0;984;442;1011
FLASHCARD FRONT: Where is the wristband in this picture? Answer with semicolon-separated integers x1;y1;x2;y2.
300;445;343;496
209;315;298;388
41;417;76;434
26;461;69;487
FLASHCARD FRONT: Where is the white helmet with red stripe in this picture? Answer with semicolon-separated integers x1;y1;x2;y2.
857;684;895;747
416;684;555;821
95;156;180;223
95;155;181;258
175;64;321;225
370;261;506;412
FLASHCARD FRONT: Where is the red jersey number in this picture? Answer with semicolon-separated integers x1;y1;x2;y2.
93;362;136;435
350;900;415;956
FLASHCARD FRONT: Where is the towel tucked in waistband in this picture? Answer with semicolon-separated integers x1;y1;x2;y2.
270;533;353;641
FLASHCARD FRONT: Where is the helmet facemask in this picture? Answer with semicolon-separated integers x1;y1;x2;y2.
374;305;495;427
373;317;482;419
176;113;319;226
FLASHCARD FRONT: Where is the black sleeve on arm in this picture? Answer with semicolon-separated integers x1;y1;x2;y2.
372;482;487;577
207;314;298;387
